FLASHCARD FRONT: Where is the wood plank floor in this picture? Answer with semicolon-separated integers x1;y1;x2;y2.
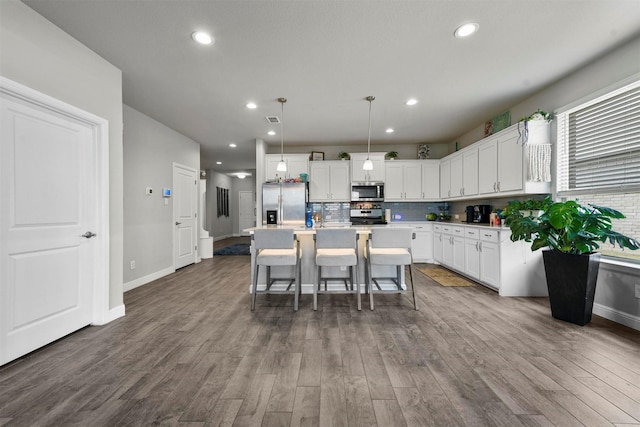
1;253;639;426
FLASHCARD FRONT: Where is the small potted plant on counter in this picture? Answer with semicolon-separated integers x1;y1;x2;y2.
385;151;398;160
338;151;350;160
504;197;640;326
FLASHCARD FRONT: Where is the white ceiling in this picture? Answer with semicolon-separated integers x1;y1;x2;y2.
22;0;640;173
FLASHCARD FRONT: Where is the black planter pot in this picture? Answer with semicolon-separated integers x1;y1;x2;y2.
542;250;601;326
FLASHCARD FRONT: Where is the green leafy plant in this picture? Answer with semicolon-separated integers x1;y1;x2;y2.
385;151;398;160
505;197;640;254
520;108;553;122
338;151;350;160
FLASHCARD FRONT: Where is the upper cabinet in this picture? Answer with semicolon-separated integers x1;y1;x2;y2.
440;146;478;199
478;122;551;196
265;153;309;181
386;160;439;201
442;121;551;200
309;160;350;202
350;152;385;182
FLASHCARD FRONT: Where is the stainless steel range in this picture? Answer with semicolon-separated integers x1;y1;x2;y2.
349;202;387;225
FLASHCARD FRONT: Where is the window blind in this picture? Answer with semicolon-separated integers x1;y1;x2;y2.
557;81;640;194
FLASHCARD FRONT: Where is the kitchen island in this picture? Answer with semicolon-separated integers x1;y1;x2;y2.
243;222;548;297
244;224;407;295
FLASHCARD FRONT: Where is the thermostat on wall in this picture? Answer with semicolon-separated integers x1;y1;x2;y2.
162;188;171;197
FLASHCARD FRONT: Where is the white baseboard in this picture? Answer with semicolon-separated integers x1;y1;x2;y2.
124;267;175;292
93;303;125;325
593;303;640;331
213;234;234;242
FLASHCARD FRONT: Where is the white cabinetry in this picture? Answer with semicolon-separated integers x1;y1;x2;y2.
433;224;547;296
390;222;434;263
478;229;500;289
351;152;385;182
441;147;478;199
309;161;350;201
477;123;551;197
451;226;465;272
439;159;451;198
463;228;480;280
433;224;444;263
421;160;440;200
410;223;433;263
265;154;309;181
478;127;524;195
385;161;422;200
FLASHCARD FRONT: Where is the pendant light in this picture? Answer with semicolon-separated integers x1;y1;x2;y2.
276;97;287;172
363;96;375;171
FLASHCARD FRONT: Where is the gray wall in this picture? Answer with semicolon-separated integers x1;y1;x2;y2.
123;105;200;286
0;0;124;310
205;171;256;239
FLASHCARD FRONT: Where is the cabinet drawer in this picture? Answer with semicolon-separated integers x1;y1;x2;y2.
464;228;479;239
452;226;464;236
480;229;499;242
433;224;442;232
441;225;452;234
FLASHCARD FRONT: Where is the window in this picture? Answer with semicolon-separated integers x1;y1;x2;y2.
556;78;640;261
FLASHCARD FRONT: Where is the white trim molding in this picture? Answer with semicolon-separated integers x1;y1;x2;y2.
124;266;174;292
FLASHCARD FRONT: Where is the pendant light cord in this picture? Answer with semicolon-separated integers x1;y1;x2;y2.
279;98;286;161
366;96;374;160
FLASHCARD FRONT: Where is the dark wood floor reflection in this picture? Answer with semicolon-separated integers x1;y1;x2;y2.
1;254;639;426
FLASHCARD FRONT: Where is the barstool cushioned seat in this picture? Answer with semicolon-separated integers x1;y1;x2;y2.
252;228;301;311
365;227;417;311
314;228;360;311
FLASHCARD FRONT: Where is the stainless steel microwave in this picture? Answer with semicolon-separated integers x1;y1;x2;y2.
351;182;384;201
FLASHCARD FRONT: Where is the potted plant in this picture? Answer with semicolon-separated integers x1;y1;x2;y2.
505;197;640;325
385;151;398;160
504;197;549;218
338;151;350;160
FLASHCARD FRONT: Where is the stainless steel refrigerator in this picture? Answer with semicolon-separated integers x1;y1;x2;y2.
262;182;307;226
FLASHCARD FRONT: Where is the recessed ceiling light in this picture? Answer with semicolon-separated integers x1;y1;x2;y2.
386;128;394;133
216;161;222;165
192;31;214;45
229;143;237;148
246;102;257;109
454;23;479;38
267;130;276;136
406;99;418;106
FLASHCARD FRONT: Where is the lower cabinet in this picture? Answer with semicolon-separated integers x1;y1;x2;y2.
390;222;433;263
433;224;547;296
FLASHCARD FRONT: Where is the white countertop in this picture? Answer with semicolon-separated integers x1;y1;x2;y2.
244;221;509;234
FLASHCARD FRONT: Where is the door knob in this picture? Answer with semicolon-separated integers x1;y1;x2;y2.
175;221;182;226
82;231;96;238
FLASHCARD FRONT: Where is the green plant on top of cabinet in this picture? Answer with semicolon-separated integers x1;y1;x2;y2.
309;160;350;201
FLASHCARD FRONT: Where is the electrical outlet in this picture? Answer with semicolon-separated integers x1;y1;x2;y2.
635;283;640;298
454;214;459;219
130;260;136;270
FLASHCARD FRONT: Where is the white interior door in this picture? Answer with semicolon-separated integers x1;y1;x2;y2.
174;164;197;269
239;190;255;235
0;91;98;365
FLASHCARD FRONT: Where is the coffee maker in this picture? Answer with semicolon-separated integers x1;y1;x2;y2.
465;205;491;223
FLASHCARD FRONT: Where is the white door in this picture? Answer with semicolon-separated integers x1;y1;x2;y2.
0;92;100;365
174;164;197;269
239;190;255;235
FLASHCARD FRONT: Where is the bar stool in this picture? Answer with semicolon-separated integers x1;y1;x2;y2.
314;228;360;311
251;228;301;311
364;227;417;310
